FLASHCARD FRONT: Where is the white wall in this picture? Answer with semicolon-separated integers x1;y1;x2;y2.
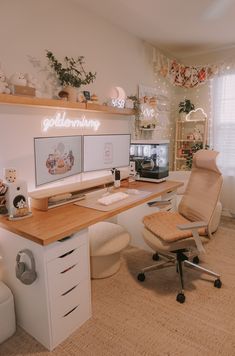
0;0;157;191
0;0;155;101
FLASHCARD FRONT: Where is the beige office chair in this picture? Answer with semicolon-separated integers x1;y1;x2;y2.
137;150;223;303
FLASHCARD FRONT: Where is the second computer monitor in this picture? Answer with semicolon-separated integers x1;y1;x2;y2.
83;134;130;172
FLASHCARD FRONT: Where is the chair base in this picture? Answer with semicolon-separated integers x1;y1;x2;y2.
137;251;222;303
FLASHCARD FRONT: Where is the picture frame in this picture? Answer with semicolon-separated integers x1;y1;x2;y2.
83;91;91;101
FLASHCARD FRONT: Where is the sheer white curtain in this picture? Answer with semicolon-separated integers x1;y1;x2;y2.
212;74;235;215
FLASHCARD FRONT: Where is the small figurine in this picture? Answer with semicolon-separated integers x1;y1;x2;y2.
4;168;17;183
91;93;99;103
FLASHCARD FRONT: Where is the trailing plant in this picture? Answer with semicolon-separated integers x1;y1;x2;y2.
179;98;195;114
127;95;141;117
46;50;96;88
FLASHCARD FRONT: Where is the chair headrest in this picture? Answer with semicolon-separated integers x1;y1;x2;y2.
192;150;221;174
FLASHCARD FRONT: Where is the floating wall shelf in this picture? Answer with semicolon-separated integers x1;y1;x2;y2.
0;93;135;116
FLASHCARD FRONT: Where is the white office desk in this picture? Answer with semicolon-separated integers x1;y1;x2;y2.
0;180;183;350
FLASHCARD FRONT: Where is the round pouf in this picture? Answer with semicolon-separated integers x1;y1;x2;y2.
89;222;130;279
0;281;16;343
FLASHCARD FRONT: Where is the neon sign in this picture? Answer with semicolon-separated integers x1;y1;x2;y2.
42;112;101;132
185;108;207;121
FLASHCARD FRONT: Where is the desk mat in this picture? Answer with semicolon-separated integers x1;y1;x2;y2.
74;188;151;211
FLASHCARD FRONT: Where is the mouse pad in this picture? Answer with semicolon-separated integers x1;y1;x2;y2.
74;188;151;211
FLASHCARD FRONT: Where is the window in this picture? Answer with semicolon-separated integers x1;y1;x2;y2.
212;74;235;175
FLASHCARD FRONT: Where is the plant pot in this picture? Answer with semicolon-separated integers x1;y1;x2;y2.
63;86;78;102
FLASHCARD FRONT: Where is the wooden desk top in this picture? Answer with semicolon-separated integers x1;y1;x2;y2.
0;180;183;246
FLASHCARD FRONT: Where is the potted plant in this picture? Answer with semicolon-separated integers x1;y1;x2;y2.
178;99;195;120
46;50;96;102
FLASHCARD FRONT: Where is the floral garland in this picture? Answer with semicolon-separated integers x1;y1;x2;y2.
154;52;219;88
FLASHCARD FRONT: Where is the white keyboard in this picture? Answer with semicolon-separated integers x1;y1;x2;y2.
98;192;129;206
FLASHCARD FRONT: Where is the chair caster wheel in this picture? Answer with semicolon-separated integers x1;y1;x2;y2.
214;279;222;288
152;253;160;261
137;273;145;282
193;256;200;264
176;293;185;303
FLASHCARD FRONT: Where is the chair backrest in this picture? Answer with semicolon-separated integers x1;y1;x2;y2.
178;150;223;235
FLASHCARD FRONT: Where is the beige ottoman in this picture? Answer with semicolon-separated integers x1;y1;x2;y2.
0;281;16;344
89;222;130;279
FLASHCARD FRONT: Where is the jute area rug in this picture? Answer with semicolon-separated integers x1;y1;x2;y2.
1;225;235;356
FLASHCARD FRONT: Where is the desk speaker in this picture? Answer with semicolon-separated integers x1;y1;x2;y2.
5;180;30;219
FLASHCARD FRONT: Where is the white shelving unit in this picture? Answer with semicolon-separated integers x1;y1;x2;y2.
174;118;208;171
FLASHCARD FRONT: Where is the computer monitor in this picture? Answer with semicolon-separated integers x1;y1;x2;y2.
34;135;82;186
83;134;130;172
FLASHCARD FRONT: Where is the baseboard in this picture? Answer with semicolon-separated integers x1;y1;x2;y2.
222;208;235;218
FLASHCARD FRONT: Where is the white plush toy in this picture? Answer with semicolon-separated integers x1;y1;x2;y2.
9;72;27;86
0;70;10;94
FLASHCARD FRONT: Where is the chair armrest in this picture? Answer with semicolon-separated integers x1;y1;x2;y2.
177;221;207;230
177;221;207;254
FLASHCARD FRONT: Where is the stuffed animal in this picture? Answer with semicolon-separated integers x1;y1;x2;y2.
9;72;27;86
0;70;10;94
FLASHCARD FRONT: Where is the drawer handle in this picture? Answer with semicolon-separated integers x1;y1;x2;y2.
63;305;78;318
58;235;73;242
60;264;77;274
61;284;78;296
166;190;173;194
59;249;75;258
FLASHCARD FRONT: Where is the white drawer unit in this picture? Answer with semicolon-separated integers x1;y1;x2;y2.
0;228;91;351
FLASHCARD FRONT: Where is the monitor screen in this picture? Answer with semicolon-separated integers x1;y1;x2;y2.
83;134;130;172
34;135;82;186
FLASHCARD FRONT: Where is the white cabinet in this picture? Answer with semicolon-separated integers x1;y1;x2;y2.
0;228;91;350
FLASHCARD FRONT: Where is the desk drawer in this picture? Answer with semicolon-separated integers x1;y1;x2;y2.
45;230;87;263
47;243;89;298
51;279;91;348
161;190;176;201
51;282;83;319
